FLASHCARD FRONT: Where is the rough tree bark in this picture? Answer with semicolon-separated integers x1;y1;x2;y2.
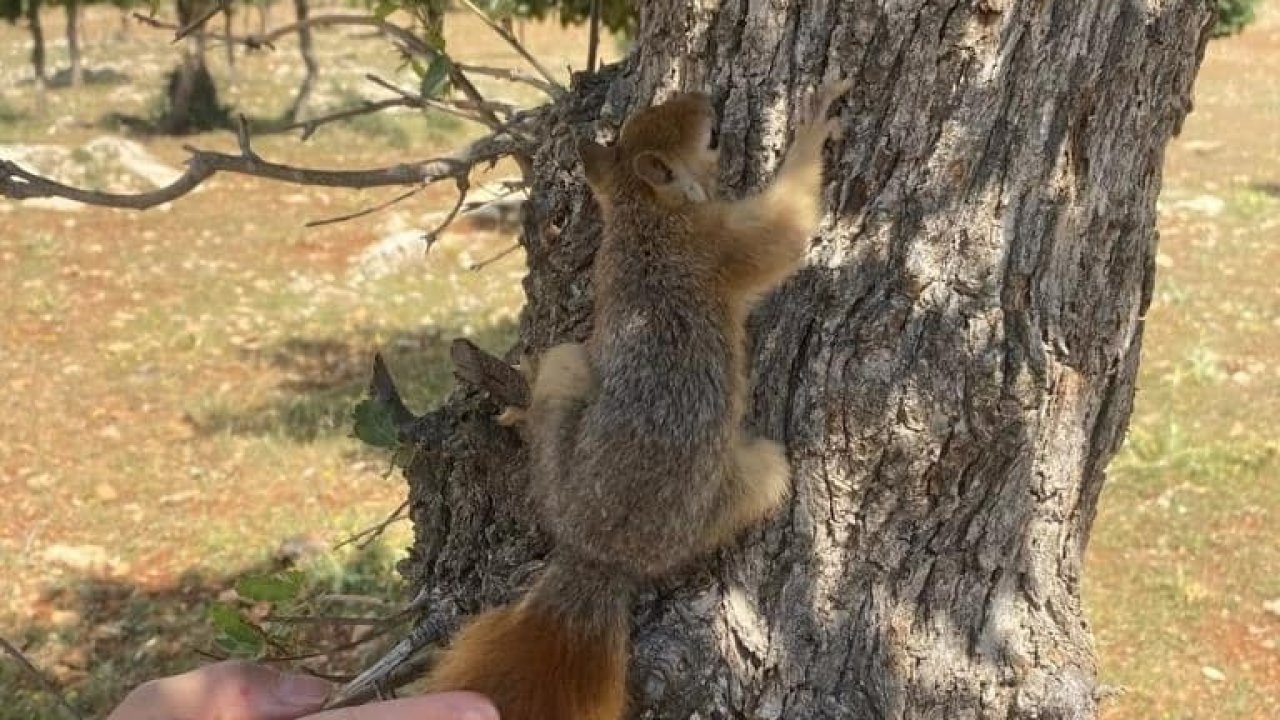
397;1;1213;718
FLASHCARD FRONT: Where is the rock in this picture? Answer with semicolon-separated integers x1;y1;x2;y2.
39;544;118;573
1179;194;1225;217
1200;665;1226;682
82;136;182;188
350;229;430;281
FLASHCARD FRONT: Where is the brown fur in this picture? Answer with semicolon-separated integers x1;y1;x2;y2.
424;606;626;720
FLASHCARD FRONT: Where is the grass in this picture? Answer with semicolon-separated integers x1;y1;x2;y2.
0;4;598;717
1;2;1278;720
1084;4;1280;718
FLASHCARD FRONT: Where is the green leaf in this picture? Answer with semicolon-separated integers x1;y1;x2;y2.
352;397;399;449
419;56;451;100
208;603;264;658
236;571;304;602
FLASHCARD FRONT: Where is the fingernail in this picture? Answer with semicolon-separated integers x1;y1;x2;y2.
275;672;332;707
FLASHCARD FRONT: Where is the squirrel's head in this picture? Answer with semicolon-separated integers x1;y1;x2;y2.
577;92;720;211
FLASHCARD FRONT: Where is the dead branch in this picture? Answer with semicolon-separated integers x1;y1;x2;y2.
305;186;425;228
457;0;566;97
333;499;410;550
172;0;229;42
467;243;521;272
363;73;493;128
450;338;529;409
133;12;431;58
323;613;455;710
0;636;83;720
454;62;558;97
283;97;418;141
0;125;530;212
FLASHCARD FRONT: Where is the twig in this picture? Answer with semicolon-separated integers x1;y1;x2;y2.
305;185;424;228
172;0;228;42
0;636;83;720
454;62;557;96
363;73;491;127
457;0;566;97
323;613;455;709
285;98;417;141
263;614;388;626
134;12;431;58
425;177;472;243
467;243;520;271
333;500;410;550
1;125;530;211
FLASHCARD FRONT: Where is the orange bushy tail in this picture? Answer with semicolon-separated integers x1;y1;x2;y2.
424;556;633;720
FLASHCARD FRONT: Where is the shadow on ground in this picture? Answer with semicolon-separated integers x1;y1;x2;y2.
1;540;409;720
188;322;518;442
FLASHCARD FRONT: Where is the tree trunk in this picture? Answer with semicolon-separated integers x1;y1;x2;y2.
26;0;46;86
65;0;80;87
282;0;317;123
398;1;1214;718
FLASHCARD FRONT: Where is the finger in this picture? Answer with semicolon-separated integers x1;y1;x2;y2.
302;693;498;720
107;661;332;720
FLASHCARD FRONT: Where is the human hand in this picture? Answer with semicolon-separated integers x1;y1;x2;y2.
106;660;497;720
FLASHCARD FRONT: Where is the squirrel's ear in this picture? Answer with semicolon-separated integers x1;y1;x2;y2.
631;151;675;189
577;140;617;187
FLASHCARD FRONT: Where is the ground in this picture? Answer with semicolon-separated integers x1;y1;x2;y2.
0;3;1276;719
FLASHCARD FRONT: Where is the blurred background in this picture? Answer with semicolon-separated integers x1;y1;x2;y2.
0;1;1275;718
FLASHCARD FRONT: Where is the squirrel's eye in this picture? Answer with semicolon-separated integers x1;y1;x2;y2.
708;125;720;150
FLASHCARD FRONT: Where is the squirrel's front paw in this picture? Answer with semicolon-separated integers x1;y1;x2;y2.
797;76;852;142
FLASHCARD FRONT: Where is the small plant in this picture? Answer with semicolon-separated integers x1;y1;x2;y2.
1212;0;1259;37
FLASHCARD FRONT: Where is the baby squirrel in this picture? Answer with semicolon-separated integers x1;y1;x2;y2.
424;79;852;720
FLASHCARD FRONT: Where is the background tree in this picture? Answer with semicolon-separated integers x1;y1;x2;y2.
1213;0;1260;36
1;0;47;86
0;0;1217;717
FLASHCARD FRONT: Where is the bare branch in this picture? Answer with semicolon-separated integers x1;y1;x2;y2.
363;73;492;127
0;636;83;720
172;0;229;42
332;500;410;549
1;126;530;212
455;62;558;97
133;12;431;58
305;186;424;228
324;613;455;710
263;614;387;626
283;97;418;141
425;177;472;242
457;0;566;97
467;243;521;272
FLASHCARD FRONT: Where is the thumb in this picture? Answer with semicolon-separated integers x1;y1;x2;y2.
107;661;333;720
300;692;499;720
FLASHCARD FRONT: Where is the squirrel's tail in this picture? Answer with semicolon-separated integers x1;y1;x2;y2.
424;554;633;720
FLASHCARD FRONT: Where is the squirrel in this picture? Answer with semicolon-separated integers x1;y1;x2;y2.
423;78;852;720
